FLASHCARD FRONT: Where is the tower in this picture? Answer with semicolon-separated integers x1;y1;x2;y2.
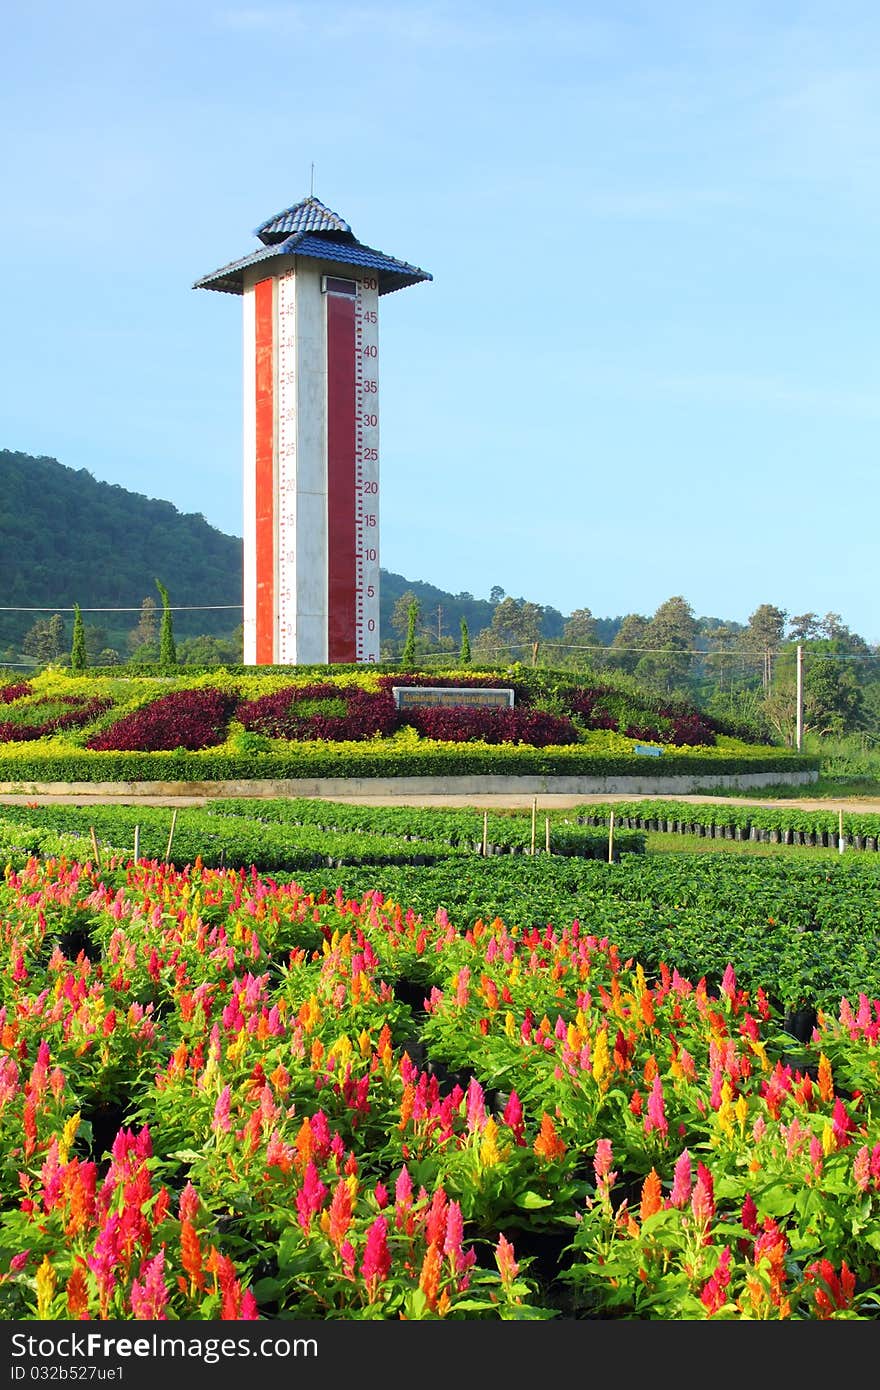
194;196;430;665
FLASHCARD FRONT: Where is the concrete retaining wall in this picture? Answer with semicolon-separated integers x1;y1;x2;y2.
0;770;818;799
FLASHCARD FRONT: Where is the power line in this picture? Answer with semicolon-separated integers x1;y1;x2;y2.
0;605;243;613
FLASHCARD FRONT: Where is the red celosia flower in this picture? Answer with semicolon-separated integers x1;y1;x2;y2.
805;1259;857;1319
700;1246;732;1315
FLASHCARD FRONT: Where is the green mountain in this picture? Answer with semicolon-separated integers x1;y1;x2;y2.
0;450;244;651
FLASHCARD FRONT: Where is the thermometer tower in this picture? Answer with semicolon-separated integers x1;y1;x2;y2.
195;197;430;665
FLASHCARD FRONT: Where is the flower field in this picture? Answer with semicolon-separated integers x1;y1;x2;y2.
1;829;878;1321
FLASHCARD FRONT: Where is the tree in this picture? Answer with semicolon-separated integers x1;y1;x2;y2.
70;603;87;672
156;579;177;670
489;585;506;606
634;596;699;694
788;613;821;641
401;599;419;669
562;608;599;652
128;597;159;656
605;613;650;675
740;604;787;691
702;622;741;693
22;614;66;665
459;616;471;665
472;598;543;662
391;591;421;638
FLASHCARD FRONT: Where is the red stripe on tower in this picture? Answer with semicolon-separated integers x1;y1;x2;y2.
326;291;357;663
254;278;275;664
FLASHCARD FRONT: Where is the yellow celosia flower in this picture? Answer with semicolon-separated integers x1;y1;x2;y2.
59;1111;80;1164
592;1028;611;1092
504;1011;517;1041
480;1116;501;1167
822;1123;835;1156
36;1256;56;1318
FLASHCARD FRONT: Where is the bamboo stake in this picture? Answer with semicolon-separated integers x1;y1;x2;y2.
839;809;845;855
608;810;615;863
531;797;537;856
89;826;101;867
482;810;488;858
164;808;178;865
545;816;550;854
133;824;140;863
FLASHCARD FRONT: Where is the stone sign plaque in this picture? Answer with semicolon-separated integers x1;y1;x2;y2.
392;686;515;710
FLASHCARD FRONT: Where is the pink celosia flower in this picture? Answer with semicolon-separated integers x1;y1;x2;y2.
593;1138;614;1183
670;1149;692;1209
129;1250;169;1320
212;1086;232;1134
361;1216;391;1300
691;1162;715;1229
495;1233;519;1288
644;1074;668;1139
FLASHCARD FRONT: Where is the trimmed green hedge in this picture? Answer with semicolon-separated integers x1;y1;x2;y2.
0;744;819;784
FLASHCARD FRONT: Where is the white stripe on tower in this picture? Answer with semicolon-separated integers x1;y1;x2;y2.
241;284;257;665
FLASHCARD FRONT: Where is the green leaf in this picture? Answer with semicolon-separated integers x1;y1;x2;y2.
514;1190;554;1210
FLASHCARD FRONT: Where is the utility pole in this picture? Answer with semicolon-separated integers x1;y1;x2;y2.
796;643;804;752
436;605;443;642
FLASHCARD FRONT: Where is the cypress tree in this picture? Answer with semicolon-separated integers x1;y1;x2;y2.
401;599;419;670
155;579;177;669
70;603;87;672
459;616;471;665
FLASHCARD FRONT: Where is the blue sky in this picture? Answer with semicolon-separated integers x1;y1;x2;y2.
3;1;878;640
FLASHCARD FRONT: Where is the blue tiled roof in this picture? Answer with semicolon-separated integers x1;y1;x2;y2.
194;222;431;297
254;196;351;244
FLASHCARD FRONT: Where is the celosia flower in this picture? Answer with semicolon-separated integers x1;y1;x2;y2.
700;1246;732;1315
534;1113;566;1162
35;1256;56;1318
640;1168;663;1221
644;1074;668;1139
593;1138;615;1184
495;1233;519;1289
691;1162;715;1229
805;1259;856;1319
130;1250;169;1320
502;1091;525;1146
669;1149;692;1208
361;1216;391;1302
212;1085;232;1134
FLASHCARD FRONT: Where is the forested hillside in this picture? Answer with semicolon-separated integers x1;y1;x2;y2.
0;450;242;648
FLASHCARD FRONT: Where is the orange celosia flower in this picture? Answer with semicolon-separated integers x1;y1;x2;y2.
533;1113;566;1162
817;1053;834;1103
640;1168;663;1221
65;1261;90;1320
180;1219;205;1293
418;1241;442;1311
